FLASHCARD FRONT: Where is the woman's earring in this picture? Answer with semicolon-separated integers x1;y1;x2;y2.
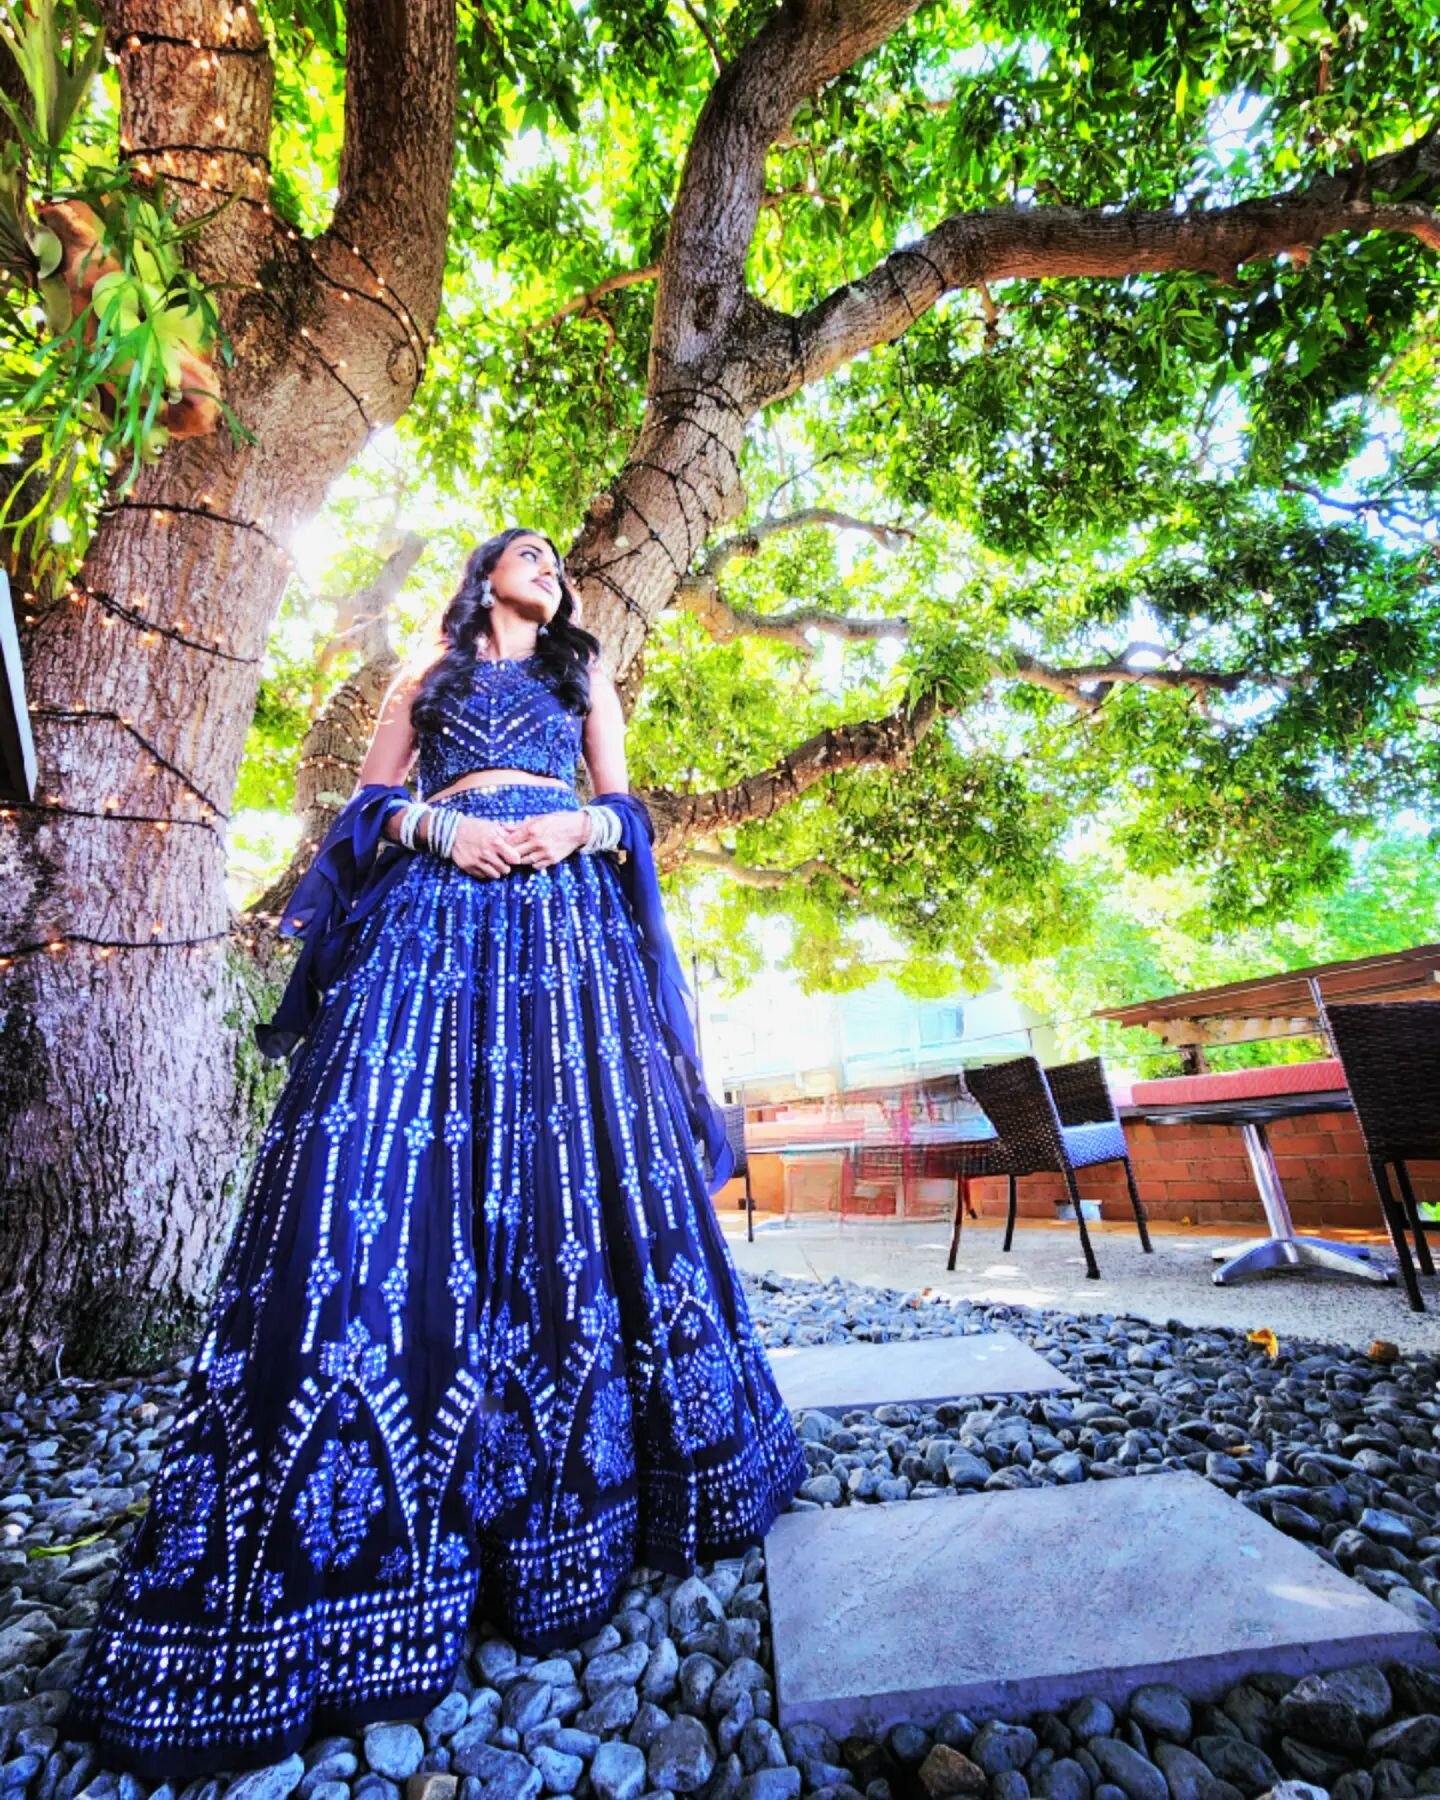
479;576;494;608
538;620;549;635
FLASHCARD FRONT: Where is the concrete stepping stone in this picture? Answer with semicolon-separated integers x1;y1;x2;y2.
768;1333;1078;1414
767;1469;1440;1739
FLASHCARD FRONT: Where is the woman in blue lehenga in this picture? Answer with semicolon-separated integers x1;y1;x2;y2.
59;527;807;1780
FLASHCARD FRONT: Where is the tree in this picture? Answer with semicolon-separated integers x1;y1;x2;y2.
1;0;1437;1384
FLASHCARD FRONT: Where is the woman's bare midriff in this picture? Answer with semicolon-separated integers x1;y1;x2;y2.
426;768;573;806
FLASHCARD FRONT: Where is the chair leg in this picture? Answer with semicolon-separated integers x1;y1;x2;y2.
947;1176;967;1271
1064;1164;1102;1280
745;1173;754;1244
1374;1158;1426;1313
1394;1161;1435;1276
1002;1175;1018;1252
1122;1158;1154;1253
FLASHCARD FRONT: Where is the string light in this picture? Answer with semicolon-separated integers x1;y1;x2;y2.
106;153;435;374
48;577;262;665
0;928;234;971
24;712;230;820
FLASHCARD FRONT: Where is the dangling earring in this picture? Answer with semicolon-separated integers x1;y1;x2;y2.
538;619;549;635
479;576;494;608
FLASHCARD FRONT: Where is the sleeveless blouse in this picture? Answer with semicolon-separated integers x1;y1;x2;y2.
415;655;585;797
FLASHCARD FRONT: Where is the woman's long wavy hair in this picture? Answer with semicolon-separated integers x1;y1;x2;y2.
409;527;602;735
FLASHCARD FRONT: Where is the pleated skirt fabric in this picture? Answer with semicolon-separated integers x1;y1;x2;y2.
60;782;806;1781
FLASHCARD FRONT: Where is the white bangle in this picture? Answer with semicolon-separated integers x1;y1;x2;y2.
581;804;621;853
399;801;460;860
398;801;428;850
428;805;459;861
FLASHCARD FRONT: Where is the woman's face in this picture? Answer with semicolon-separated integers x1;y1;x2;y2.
489;533;563;622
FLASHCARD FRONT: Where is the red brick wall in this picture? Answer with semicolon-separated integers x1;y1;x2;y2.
739;1112;1440;1233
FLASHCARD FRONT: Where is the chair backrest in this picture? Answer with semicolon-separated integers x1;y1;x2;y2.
718;1100;749;1176
1045;1055;1116;1127
1325;1001;1440;1163
964;1055;1069;1176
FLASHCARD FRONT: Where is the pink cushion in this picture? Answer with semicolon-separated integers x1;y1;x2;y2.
1129;1059;1346;1105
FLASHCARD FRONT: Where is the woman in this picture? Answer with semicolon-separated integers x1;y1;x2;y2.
59;527;807;1781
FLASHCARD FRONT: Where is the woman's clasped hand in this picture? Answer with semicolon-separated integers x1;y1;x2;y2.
445;809;591;878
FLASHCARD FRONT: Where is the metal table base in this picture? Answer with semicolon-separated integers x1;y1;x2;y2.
1209;1118;1392;1287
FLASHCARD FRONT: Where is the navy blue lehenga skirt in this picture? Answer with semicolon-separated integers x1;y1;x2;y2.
61;782;807;1780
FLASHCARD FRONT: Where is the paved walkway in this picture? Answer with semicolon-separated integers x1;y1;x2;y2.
766;1469;1440;1736
719;1209;1440;1353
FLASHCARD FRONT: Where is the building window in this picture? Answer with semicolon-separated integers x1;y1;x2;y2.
918;1004;965;1046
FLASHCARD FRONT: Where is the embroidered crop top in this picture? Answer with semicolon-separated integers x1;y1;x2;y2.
415;656;585;797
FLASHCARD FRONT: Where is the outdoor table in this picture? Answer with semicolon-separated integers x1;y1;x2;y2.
761;1123;997;1223
1120;1075;1390;1288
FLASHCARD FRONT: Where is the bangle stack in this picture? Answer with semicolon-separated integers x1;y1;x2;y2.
580;804;622;853
397;799;460;861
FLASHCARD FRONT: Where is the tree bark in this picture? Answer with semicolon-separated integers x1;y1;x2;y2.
0;0;457;1385
566;0;929;668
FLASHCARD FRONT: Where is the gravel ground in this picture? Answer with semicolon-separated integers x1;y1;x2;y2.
722;1219;1440;1358
4;1271;1440;1800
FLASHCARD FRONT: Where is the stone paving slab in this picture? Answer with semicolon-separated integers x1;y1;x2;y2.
767;1334;1078;1414
768;1470;1440;1739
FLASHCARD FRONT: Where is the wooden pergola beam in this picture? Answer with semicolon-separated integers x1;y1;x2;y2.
1130;973;1440;1046
1140;1014;1319;1048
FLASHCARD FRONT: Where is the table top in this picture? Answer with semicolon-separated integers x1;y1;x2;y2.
760;1125;1001;1157
1120;1089;1353;1127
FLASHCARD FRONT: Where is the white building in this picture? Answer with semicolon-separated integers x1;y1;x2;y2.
693;961;1054;1104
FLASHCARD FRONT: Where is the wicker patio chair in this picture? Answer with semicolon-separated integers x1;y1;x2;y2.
965;1054;1153;1280
1322;1002;1436;1313
717;1101;756;1241
1045;1053;1154;1252
944;1132;1014;1271
1046;1054;1118;1129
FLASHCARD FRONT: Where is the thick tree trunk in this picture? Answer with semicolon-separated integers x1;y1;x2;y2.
0;0;457;1386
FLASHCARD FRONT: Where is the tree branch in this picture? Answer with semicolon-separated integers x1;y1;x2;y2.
715;506;917;558
646;687;941;868
671;505;915;642
245;536;423;922
644;638;1291;869
742;124;1440;406
683;846;862;893
1282;479;1434;534
679;0;726;73
318;0;458;353
312;529;426;689
676;573;1290;705
1008;647;1293;712
674;585;907;646
539;263;663;332
762;184;843;208
650;0;926;375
